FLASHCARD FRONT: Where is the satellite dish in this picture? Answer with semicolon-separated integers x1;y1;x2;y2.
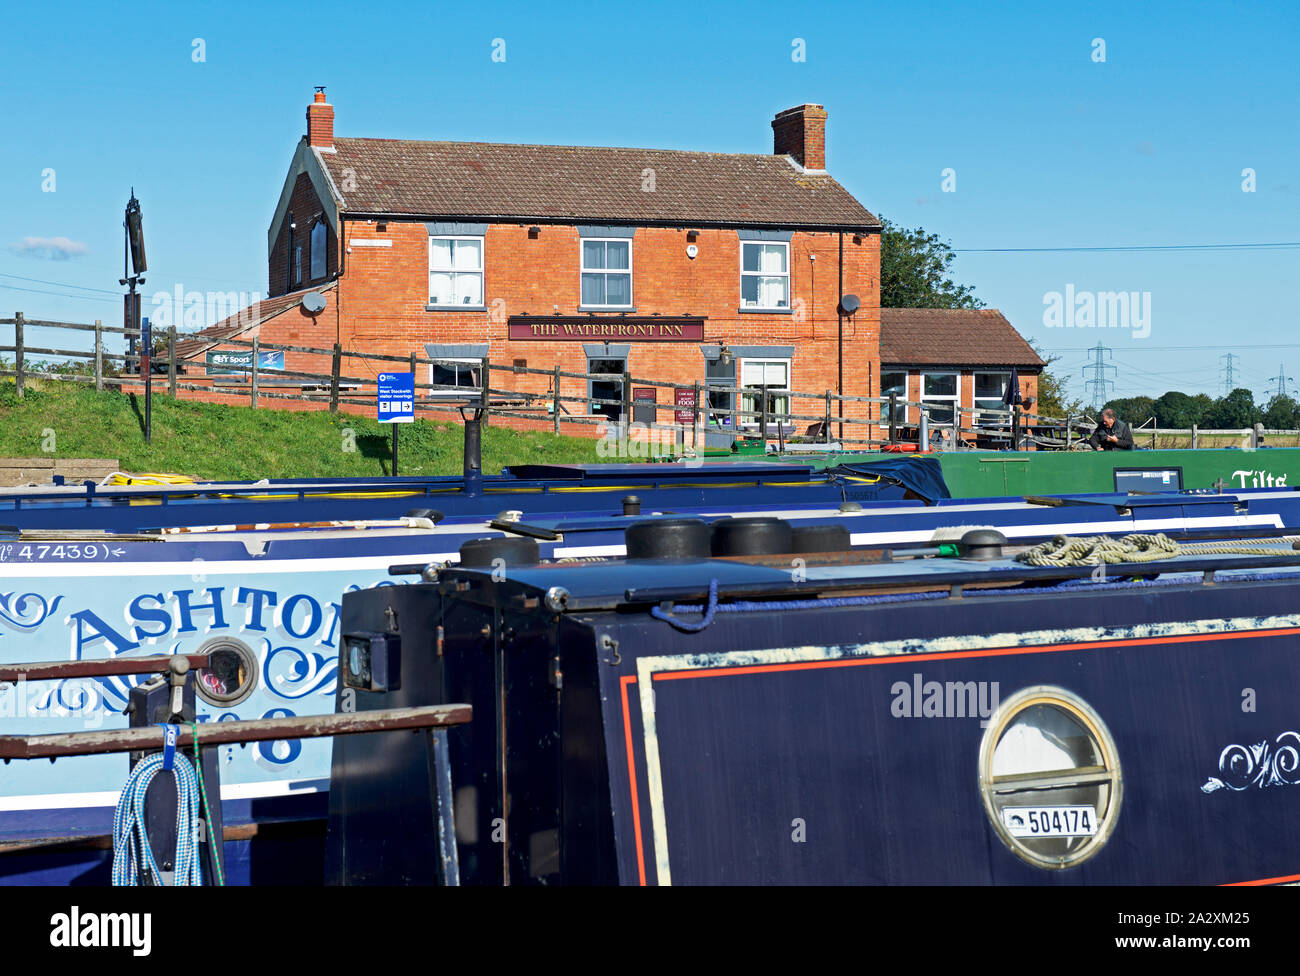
839;294;861;315
301;292;327;315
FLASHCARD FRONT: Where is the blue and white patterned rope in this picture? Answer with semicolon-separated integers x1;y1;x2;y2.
111;726;203;886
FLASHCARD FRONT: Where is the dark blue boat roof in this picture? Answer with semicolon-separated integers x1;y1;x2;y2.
451;539;1300;609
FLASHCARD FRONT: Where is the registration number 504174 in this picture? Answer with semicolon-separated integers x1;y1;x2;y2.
1001;806;1097;838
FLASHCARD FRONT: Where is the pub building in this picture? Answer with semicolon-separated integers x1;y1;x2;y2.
180;90;1038;444
176;91;876;438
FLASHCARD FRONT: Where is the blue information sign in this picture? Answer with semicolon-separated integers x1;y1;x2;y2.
377;371;415;424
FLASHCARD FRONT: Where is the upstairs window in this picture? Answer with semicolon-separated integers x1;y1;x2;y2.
429;236;484;306
294;245;302;287
310;221;326;280
740;242;789;309
581;239;632;307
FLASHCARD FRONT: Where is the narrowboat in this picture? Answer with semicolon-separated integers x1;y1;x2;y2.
329;517;1300;884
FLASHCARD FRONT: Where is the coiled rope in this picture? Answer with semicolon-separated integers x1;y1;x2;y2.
111;724;203;886
1017;533;1295;567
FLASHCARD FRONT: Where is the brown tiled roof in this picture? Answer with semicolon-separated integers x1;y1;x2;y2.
173;283;335;363
880;308;1045;369
318;138;879;229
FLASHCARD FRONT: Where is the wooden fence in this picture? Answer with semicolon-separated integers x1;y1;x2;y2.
1;313;1226;452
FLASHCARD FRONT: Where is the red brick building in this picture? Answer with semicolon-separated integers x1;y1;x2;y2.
184;91;882;436
879;308;1045;442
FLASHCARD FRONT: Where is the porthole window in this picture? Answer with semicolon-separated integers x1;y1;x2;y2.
978;686;1122;869
195;637;259;707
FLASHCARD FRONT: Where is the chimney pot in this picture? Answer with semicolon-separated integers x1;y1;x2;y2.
772;104;828;170
307;89;335;151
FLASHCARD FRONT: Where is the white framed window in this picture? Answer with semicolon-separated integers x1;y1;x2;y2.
880;370;908;427
974;372;1011;427
740;242;790;309
427;359;482;397
921;371;959;426
739;358;791;421
310;221;326;280
429;236;484;306
294;245;302;287
580;238;632;307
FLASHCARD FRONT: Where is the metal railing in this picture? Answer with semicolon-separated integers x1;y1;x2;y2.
0;314;1129;452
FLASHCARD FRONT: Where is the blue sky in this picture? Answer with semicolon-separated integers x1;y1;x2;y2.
2;0;1297;402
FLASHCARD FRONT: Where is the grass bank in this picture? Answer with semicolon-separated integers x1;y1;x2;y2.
0;381;603;479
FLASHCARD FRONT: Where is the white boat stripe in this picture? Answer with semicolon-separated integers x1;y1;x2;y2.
0;778;327;812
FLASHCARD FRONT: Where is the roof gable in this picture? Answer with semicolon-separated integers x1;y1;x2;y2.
267;139;342;255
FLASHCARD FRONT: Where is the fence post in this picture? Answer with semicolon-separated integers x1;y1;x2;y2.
1191;424;1198;450
824;390;832;444
621;371;632;438
14;312;23;399
480;356;490;426
692;380;701;454
552;364;561;435
251;336;260;408
759;383;768;441
888;391;898;444
410;352;418;419
1065;413;1072;449
167;327;177;397
330;343;341;413
94;320;103;392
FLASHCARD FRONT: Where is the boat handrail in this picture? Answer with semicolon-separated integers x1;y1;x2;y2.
0;704;471;761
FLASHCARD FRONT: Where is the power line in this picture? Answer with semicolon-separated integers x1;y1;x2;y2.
0;273;122;296
0;283;121;307
1043;343;1300;353
955;241;1300;254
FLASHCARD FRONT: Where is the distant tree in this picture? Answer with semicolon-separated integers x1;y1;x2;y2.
1152;390;1206;429
1204;388;1261;429
1262;394;1300;430
1029;342;1084;417
1101;396;1156;426
879;217;984;309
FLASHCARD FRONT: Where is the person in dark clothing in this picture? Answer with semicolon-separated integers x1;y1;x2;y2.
1089;408;1134;450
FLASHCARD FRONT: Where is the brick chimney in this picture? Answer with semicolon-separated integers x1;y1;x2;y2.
772;104;827;170
307;88;334;151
